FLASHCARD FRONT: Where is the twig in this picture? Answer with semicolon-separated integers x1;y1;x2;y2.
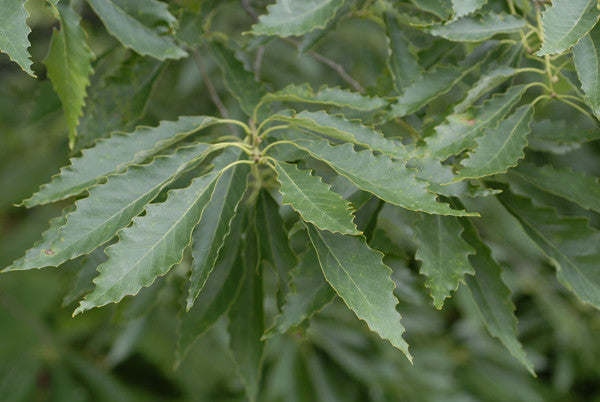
284;38;365;93
254;46;265;81
241;0;259;22
192;48;230;119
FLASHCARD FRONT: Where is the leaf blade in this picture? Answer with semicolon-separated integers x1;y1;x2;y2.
427;12;526;42
0;0;34;76
573;29;600;119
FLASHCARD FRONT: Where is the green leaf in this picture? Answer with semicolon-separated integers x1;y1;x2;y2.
258;83;386;111
424;84;528;159
228;216;264;402
287;138;475;216
111;0;177;29
271;110;406;157
457;210;535;375
451;0;487;18
453;66;517;113
511;162;600;214
388;66;463;118
455;104;533;180
496;186;600;310
536;0;600;56
7;143;210;272
409;0;453;20
415;214;475;309
74;170;221;314
86;0;187;60
250;0;343;37
384;12;423;92
44;4;95;148
427;13;525;42
0;0;34;76
264;246;335;338
255;191;298;302
274;161;359;235
573;29;600;119
186;150;250;310
306;224;411;360
176;210;245;366
211;41;265;118
22;116;222;207
76;55;164;149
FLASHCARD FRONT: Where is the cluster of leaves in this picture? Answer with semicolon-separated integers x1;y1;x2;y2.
2;0;600;400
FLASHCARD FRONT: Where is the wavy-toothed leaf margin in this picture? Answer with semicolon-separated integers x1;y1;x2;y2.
0;0;34;76
426;13;526;42
573;29;600;119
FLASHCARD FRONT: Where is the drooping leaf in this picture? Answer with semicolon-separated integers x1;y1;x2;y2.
211;41;265;118
427;13;525;42
186;150;250;310
258;83;387;111
22;116;223;207
264;246;335;338
453;66;517;113
414;214;475;309
511;162;600;214
287;138;475;216
384;12;423;92
44;4;95;148
7;143;210;271
77;55;164;149
228;216;264;402
111;0;177;29
451;0;487;18
536;0;600;56
306;224;411;360
270;110;406;157
456;104;533;180
0;0;34;76
255;191;298;303
62;245;109;307
251;0;343;37
176;211;245;366
424;84;528;159
86;0;187;60
573;29;600;119
274;161;359;235
74;171;221;314
457;209;535;375
496;186;600;310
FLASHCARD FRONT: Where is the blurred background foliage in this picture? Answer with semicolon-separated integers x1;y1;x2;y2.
2;0;600;401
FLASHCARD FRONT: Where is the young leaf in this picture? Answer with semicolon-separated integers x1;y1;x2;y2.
451;0;487;18
264;246;335;338
250;0;343;37
7;143;210;271
255;191;298;302
384;12;423;92
573;29;600;119
427;13;525;42
496;186;600;310
258;83;386;111
211;41;265;118
186;150;250;310
287;139;475;216
274;161;359;235
86;0;187;60
409;0;453;20
74;171;221;314
414;214;475;309
536;0;600;56
228;218;264;402
455;104;533;180
306;224;411;360
44;4;94;148
424;84;528;159
511;162;600;214
457;211;535;375
0;0;34;76
22;116;222;207
176;212;245;366
270;110;406;156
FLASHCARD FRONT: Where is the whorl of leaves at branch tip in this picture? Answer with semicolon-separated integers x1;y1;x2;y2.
3;0;600;397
